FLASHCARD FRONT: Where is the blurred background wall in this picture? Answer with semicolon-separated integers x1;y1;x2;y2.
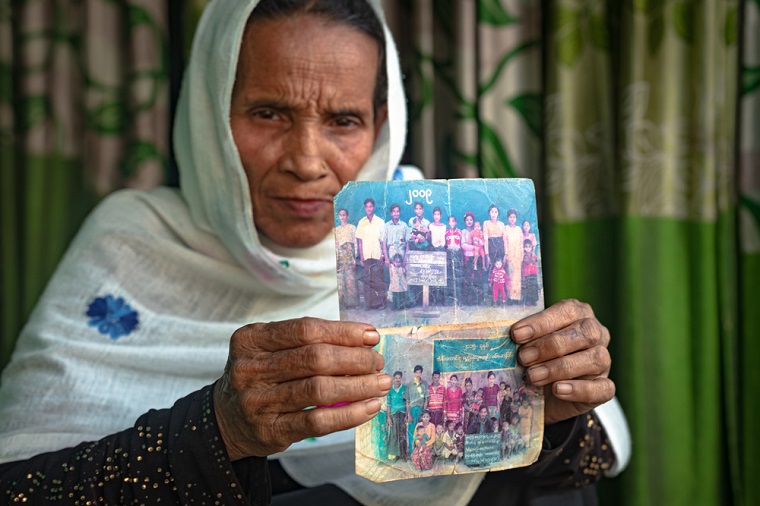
1;1;758;504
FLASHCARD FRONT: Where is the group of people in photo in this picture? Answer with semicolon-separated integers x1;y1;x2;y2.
334;198;541;311
380;366;538;473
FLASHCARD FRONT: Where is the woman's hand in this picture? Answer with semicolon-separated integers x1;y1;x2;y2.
512;299;614;425
214;318;391;460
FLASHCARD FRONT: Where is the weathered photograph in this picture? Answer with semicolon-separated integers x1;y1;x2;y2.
355;324;544;482
334;179;544;328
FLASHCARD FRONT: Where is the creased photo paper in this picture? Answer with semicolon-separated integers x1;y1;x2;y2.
334;178;545;482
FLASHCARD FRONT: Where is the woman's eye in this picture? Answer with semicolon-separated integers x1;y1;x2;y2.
252;109;278;120
333;116;360;128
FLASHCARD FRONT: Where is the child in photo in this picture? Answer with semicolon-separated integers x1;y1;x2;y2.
518;397;533;447
521;239;539;306
445;215;462;251
388;254;408;310
500;421;512;459
498;383;514;426
409;218;430;250
469;221;485;270
473;388;484;414
497;381;508;407
442;420;458;460
429;207;447;251
489;259;508;305
510;415;525;454
453;422;465;462
433;423;447;459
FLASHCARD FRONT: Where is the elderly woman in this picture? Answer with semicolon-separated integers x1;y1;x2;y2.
0;1;626;505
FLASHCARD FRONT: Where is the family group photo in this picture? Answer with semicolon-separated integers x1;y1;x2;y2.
356;347;544;482
334;179;544;328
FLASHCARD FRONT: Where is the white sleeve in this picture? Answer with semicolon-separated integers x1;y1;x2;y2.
593;396;631;477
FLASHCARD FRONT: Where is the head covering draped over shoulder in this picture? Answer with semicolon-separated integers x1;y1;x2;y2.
173;0;407;295
0;0;408;462
0;3;485;504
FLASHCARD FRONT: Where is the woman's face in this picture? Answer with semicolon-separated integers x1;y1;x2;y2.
464;215;474;228
522;220;530;233
338;209;348;225
422;413;431;424
508;213;517;225
489;207;499;220
231;15;387;248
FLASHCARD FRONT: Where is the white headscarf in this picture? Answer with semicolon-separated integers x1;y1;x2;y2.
174;0;407;295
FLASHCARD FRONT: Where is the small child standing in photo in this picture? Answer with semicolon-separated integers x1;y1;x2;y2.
388;254;407;310
433;424;447;459
442;420;457;460
521;239;539;306
453;422;465;462
500;421;512;459
510;415;525;454
518;397;533;447
469;221;486;270
489;259;508;305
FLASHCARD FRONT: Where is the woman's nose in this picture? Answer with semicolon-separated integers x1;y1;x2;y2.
279;123;328;180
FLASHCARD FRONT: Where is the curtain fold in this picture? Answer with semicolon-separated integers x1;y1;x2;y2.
391;1;755;504
739;2;760;505
0;0;170;370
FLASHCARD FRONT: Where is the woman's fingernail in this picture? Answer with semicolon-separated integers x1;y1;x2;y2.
512;325;534;342
375;351;385;371
365;398;381;414
555;383;573;395
519;346;539;365
364;330;380;346
529;365;548;382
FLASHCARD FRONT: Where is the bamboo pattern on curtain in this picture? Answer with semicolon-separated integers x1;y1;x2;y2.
544;1;756;505
382;0;543;183
388;1;757;504
0;0;169;370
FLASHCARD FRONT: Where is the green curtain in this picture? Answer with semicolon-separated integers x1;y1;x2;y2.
389;1;757;505
0;0;170;370
544;1;757;505
2;1;758;504
739;3;760;506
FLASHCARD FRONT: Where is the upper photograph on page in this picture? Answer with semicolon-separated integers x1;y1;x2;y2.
333;179;544;329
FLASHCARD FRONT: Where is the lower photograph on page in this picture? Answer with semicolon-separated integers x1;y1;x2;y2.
355;323;544;482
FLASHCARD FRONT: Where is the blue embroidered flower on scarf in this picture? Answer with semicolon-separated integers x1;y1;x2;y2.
86;294;139;339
